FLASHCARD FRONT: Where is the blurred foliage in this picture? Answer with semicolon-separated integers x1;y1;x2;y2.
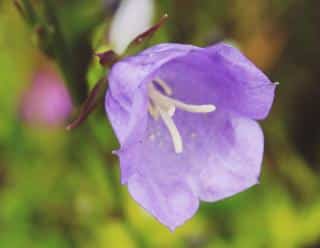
1;0;320;247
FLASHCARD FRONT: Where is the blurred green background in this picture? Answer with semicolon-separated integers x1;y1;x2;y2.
1;0;320;247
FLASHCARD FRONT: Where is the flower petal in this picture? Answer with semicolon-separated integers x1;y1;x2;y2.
117;109;263;229
105;89;148;146
203;43;276;120
128;173;199;231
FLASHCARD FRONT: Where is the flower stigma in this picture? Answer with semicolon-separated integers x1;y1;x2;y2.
148;78;216;154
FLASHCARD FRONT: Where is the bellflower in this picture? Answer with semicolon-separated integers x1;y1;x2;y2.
105;43;276;230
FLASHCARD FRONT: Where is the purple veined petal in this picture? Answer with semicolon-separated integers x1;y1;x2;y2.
203;43;276;120
109;0;155;54
117;109;263;230
106;88;148;146
128;173;199;231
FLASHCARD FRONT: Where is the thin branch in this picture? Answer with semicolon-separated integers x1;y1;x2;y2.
127;13;169;49
66;78;108;131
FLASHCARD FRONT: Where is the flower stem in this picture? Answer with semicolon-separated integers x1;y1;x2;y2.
42;0;88;105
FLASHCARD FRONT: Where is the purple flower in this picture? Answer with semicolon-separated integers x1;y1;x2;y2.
21;68;72;127
105;43;276;230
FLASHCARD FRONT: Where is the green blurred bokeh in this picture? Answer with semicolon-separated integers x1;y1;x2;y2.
1;0;320;247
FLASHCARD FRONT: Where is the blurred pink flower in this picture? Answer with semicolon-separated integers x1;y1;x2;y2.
20;68;72;127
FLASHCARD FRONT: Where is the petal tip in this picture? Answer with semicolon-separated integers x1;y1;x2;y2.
167;224;177;232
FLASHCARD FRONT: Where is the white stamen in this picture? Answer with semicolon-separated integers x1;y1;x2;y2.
157;106;183;153
148;103;159;119
167;106;176;117
148;78;216;154
149;84;216;114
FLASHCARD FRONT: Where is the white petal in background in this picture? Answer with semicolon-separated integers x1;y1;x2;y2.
109;0;155;54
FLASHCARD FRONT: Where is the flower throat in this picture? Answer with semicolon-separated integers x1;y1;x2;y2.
148;78;216;154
